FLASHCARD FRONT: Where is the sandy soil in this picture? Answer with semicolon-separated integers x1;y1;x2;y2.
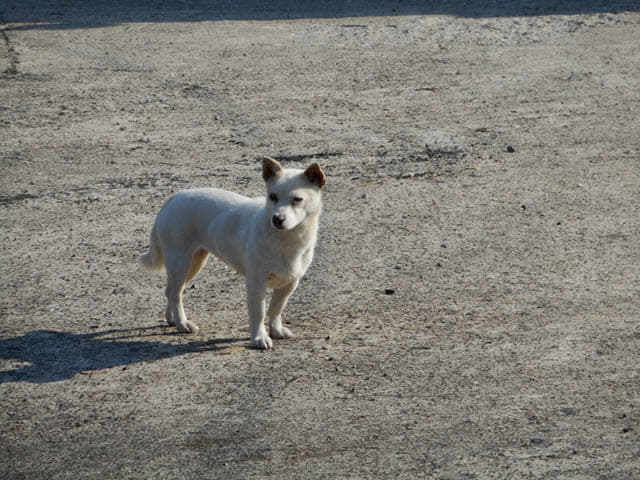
1;1;639;478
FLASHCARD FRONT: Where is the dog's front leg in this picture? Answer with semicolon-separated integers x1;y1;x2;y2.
246;277;272;349
268;280;298;340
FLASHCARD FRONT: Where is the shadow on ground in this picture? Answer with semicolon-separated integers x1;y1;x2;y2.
2;0;638;30
0;328;245;383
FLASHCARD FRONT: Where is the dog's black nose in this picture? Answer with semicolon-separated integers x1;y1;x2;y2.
272;214;285;228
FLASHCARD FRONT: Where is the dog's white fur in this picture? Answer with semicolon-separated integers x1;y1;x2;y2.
139;157;326;349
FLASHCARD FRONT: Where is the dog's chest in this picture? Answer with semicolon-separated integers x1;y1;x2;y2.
266;246;313;289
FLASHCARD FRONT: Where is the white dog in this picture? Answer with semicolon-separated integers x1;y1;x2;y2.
139;157;326;349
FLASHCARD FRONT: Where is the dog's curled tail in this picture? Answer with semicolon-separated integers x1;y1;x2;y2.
139;223;165;273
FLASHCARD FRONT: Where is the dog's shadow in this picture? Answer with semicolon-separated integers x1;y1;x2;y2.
0;327;246;384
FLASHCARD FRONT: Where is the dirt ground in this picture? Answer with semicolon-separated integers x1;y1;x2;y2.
1;1;639;478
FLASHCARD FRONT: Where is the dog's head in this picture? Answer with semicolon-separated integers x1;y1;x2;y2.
262;157;326;231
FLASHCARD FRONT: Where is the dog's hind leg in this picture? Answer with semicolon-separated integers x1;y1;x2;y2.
164;252;200;334
165;249;207;328
186;248;209;284
165;300;174;326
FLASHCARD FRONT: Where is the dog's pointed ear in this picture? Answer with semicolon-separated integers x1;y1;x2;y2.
303;163;326;189
262;157;284;182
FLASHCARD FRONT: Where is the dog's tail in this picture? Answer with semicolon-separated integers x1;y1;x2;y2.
139;223;165;273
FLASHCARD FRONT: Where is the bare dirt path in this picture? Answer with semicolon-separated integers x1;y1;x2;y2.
1;2;639;478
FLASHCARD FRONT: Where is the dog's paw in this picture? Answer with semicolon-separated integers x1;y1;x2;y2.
176;320;200;334
271;325;293;339
251;333;274;350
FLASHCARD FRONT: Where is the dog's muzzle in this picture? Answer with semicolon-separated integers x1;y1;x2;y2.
272;213;286;229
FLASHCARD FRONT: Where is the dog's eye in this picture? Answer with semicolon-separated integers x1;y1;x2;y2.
269;193;278;203
292;196;303;205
